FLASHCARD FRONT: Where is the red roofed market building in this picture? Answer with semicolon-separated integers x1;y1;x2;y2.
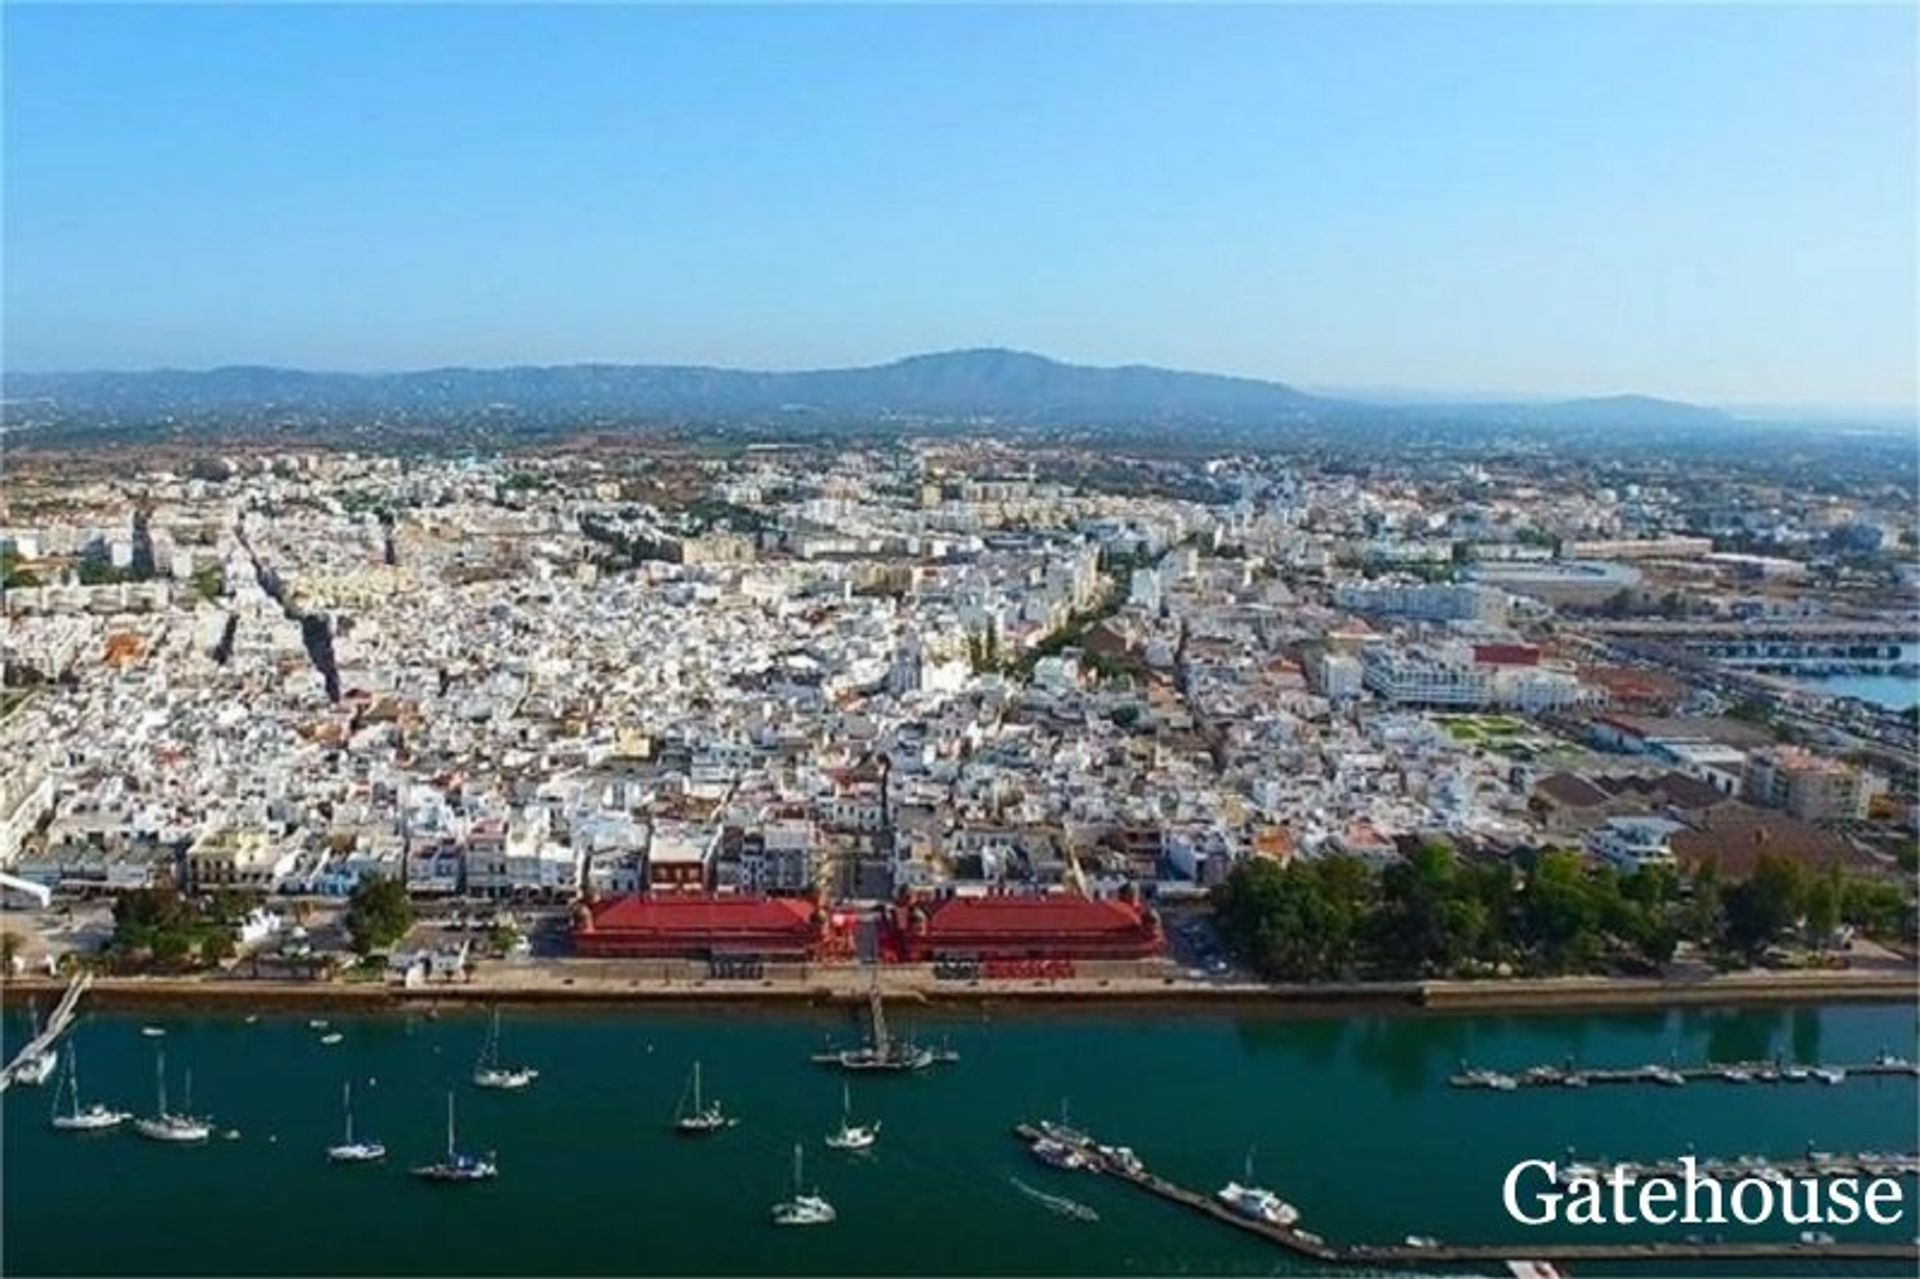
886;890;1163;963
573;893;835;960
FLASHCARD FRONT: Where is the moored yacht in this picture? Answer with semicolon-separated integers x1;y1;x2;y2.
1029;1137;1087;1170
48;1045;130;1132
133;1050;212;1143
1216;1150;1301;1226
822;1082;878;1151
673;1061;735;1134
471;1007;538;1090
771;1144;836;1226
411;1092;497;1183
325;1081;386;1163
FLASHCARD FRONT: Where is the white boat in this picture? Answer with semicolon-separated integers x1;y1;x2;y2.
308;1019;330;1031
1718;1065;1753;1083
672;1061;734;1134
1813;1066;1846;1085
411;1092;497;1182
812;986;940;1072
319;1032;345;1046
1216;1150;1300;1226
326;1081;386;1163
822;1082;879;1151
13;1049;57;1086
1029;1137;1086;1170
1644;1064;1686;1086
139;1026;166;1038
471;1008;538;1090
771;1143;836;1226
1009;1176;1099;1222
133;1049;212;1143
48;1045;130;1132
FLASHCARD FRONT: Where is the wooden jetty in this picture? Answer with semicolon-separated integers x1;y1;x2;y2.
1011;1122;1920;1270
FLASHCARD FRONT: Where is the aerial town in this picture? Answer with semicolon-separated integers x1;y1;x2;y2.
1;438;1915;998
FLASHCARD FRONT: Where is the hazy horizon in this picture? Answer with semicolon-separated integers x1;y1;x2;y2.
4;5;1915;410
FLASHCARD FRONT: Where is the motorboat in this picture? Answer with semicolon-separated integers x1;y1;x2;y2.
1216;1150;1300;1226
1029;1137;1087;1170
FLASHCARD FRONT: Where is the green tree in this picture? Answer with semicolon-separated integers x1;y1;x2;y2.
1518;851;1603;973
345;874;414;955
1723;854;1809;957
151;931;193;967
112;886;193;951
1803;869;1842;945
200;930;237;966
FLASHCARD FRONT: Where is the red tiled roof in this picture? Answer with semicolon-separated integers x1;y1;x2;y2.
587;894;815;937
922;895;1147;940
1473;644;1540;666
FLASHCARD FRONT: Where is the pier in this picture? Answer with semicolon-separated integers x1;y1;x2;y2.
1011;1121;1920;1270
0;972;91;1092
1448;1055;1920;1093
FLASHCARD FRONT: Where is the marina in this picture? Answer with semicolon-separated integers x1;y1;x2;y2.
1449;1053;1920;1093
4;1001;1914;1276
1011;1121;1920;1268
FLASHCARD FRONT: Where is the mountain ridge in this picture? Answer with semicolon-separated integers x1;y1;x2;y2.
2;347;1734;432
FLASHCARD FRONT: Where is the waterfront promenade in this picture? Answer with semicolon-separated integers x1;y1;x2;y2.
4;962;1913;1014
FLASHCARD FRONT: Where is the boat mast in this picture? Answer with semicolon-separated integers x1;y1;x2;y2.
445;1092;456;1160
692;1061;702;1112
184;1068;193;1118
156;1049;167;1116
343;1081;354;1144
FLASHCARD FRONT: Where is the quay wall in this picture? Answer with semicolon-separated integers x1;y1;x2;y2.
2;966;1912;1017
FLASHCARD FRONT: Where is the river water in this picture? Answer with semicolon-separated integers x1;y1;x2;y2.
4;1001;1916;1276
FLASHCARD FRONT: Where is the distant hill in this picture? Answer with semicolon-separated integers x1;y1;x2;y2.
1;348;1743;436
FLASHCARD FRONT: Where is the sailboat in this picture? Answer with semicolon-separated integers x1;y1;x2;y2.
48;1044;131;1132
672;1061;735;1134
1038;1097;1089;1147
1216;1148;1300;1226
133;1049;212;1143
411;1092;497;1182
822;1081;879;1151
326;1080;387;1162
771;1143;836;1226
471;1007;538;1090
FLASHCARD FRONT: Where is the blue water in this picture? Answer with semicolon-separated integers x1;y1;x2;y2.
4;1001;1916;1276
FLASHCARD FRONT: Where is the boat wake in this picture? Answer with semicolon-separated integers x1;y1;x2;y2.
1010;1176;1099;1222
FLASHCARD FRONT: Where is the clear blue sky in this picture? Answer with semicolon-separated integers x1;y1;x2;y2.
4;4;1914;408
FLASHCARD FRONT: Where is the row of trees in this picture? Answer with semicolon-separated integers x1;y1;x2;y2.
1212;844;1913;983
105;876;416;971
111;887;242;968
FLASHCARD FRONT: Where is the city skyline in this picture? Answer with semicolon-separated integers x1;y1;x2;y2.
4;4;1915;409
